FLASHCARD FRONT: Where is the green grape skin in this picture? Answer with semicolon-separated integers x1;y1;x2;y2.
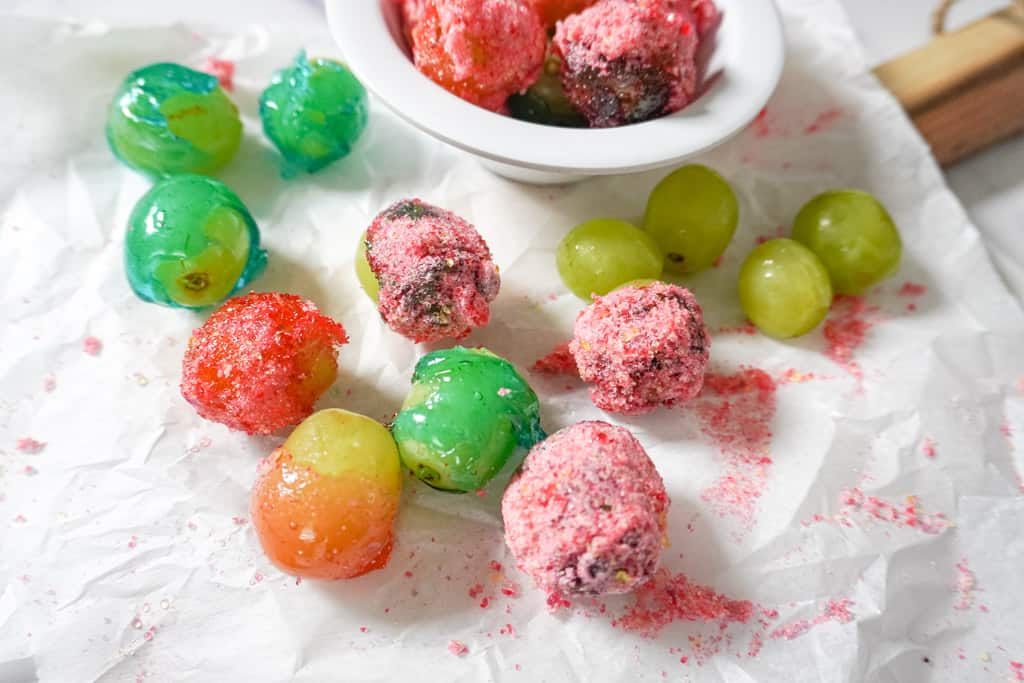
354;231;380;303
613;278;658;291
556;219;664;300
791;190;902;295
643;164;739;274
107;63;242;177
738;238;833;338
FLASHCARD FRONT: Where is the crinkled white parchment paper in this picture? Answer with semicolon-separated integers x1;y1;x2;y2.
2;2;1024;681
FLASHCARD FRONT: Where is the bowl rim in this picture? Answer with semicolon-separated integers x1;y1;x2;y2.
326;0;785;175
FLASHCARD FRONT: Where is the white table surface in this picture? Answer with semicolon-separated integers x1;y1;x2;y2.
7;0;1023;303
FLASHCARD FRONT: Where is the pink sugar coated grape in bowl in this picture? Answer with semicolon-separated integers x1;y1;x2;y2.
327;0;784;184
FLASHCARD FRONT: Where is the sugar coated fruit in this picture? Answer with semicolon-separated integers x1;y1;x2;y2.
526;0;599;26
643;164;739;274
392;347;545;492
124;175;267;309
408;0;547;112
251;409;402;580
738;238;833;338
260;51;368;173
107;62;242;176
553;0;705;127
181;292;348;434
556;218;663;300
502;420;669;600
571;281;709;414
791;189;902;295
365;199;500;342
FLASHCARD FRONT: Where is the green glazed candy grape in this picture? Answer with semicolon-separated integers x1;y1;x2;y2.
107;63;242;177
643;164;739;274
124;175;267;309
260;51;368;173
791;190;902;294
391;347;545;493
354;231;380;303
556;219;663;299
738;238;833;338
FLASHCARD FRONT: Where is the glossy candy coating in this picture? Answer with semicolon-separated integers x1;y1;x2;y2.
260;52;369;173
251;409;402;580
556;218;663;299
392;347;545;492
738;238;833;338
107;62;242;176
125;175;267;309
181;292;348;434
409;0;547;112
502;421;668;599
791;189;902;295
643;164;739;274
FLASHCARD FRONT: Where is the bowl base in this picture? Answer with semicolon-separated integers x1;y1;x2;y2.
475;157;586;185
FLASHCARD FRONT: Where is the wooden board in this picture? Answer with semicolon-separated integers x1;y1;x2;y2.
873;4;1024;166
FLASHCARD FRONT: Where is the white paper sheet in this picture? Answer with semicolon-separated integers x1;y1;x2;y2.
2;2;1023;681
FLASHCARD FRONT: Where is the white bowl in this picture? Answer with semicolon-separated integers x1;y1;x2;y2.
327;0;784;184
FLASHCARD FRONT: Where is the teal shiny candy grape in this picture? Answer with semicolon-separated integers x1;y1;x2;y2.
106;63;242;177
260;52;369;173
643;164;739;274
738;238;833;338
391;347;545;493
124;175;267;309
791;189;902;294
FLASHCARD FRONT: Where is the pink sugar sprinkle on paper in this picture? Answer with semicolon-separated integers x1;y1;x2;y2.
613;569;755;638
898;282;927;297
923;439;937;458
803;107;844;134
202;57;235;91
1012;661;1023;682
448;640;469;656
23;466;38;476
824;295;879;379
43;374;56;392
83;336;103;355
695;369;777;531
953;559;977;610
16;438;46;454
531;342;578;376
769;598;854;640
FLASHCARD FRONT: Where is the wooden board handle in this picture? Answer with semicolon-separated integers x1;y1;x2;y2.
874;3;1024;166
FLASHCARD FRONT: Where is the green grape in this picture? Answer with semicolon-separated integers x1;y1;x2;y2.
613;278;658;291
791;190;902;294
507;53;586;128
643;164;739;274
354;231;379;302
556;219;663;299
738;238;833;338
107;63;242;177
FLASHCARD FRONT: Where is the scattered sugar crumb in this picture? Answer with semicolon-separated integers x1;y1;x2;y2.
922;439;937;458
531;342;578;376
16;438;46;454
954;559;977;610
898;282;927;297
804;108;844;134
83;336;103;355
769;598;854;640
824;295;879;379
43;374;56;392
448;640;469;656
202;57;235;91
